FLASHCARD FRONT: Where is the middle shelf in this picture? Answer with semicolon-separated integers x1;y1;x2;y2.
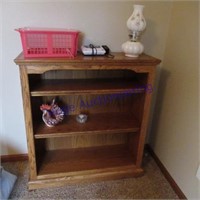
34;112;140;139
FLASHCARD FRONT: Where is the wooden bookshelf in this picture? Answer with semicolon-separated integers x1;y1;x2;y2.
15;52;161;190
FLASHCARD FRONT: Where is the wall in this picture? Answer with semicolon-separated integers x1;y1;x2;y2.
0;1;3;155
150;1;200;198
1;0;171;155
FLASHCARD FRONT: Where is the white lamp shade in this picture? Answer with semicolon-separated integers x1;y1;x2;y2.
127;5;146;32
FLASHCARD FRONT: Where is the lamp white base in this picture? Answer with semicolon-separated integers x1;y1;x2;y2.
122;41;144;58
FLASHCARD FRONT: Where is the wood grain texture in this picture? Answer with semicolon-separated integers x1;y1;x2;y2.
19;66;37;179
37;145;137;177
34;112;139;139
15;52;161;65
38;93;142;116
14;53;161;74
15;52;160;189
30;78;145;96
136;68;156;168
29;165;143;190
46;133;128;150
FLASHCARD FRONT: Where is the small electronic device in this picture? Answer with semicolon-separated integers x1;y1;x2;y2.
102;45;110;54
81;44;110;56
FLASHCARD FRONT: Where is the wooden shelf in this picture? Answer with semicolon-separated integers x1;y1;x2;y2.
34;112;139;139
30;78;145;96
37;144;136;178
15;52;160;189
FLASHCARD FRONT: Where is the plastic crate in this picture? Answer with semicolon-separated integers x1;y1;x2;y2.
16;27;79;58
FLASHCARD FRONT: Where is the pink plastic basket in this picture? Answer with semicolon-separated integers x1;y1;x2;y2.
16;27;79;58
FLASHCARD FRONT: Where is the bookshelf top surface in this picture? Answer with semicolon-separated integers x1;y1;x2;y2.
14;52;161;66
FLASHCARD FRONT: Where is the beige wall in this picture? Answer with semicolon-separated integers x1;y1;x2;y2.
0;0;2;157
150;2;200;198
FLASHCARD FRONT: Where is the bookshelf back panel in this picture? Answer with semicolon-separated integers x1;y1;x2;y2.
41;70;143;80
45;133;129;150
29;70;148;93
31;94;145;122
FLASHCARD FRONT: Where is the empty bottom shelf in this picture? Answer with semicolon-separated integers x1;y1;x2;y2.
37;145;136;178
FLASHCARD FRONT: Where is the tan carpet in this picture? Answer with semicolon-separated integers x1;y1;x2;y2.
2;154;178;199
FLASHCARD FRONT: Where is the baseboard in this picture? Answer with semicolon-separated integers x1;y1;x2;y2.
145;144;187;199
0;154;28;162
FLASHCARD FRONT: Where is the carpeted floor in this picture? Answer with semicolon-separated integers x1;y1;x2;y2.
2;154;178;199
